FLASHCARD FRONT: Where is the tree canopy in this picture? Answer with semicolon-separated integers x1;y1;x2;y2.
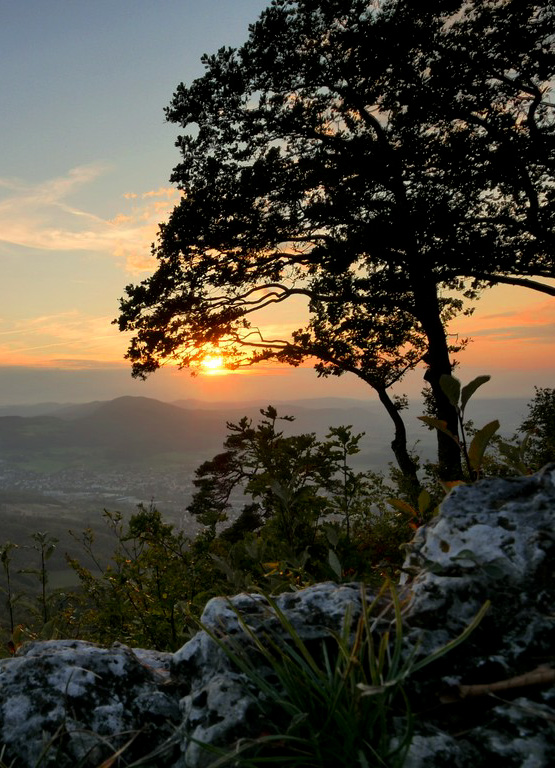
117;0;554;479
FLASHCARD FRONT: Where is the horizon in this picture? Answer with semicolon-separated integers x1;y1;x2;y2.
0;389;533;410
0;358;553;408
0;391;531;457
1;1;554;406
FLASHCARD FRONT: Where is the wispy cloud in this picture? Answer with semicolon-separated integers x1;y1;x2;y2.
463;300;555;344
467;323;555;342
0;311;125;366
0;166;180;273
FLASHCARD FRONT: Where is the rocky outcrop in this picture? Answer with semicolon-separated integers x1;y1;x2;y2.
0;641;180;766
0;467;553;766
401;465;555;767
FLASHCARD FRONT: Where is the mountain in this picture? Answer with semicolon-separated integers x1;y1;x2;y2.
68;396;230;460
0;396;229;466
0;392;531;549
0;402;72;418
0;394;528;473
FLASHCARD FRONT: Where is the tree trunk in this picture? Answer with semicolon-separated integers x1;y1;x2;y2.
413;279;463;481
376;386;421;499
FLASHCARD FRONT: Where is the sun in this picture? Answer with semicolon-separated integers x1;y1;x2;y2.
201;355;225;374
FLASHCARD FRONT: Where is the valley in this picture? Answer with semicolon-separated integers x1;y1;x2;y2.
0;393;528;589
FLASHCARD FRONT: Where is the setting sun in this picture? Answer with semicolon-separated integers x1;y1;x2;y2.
201;355;225;374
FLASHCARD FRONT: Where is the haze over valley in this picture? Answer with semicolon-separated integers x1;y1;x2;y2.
0;395;528;537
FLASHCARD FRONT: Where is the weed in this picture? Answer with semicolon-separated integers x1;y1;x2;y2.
193;583;489;767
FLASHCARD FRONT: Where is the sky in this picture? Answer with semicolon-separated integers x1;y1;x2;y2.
1;0;554;407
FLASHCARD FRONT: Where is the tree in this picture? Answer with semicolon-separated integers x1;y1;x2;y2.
188;406;335;552
188;408;407;583
116;0;554;479
68;506;198;650
520;387;555;470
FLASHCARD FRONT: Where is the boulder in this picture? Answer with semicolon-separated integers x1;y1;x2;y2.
401;465;555;767
172;582;371;767
0;467;553;766
0;640;181;766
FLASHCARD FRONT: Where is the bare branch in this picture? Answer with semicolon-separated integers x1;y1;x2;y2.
466;273;555;297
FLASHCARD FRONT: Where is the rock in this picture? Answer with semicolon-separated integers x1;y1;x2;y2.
0;639;182;766
402;465;555;767
0;468;553;766
172;582;368;767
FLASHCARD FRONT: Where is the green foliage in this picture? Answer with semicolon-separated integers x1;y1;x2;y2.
26;532;59;625
8;384;547;655
0;531;68;655
471;386;555;478
325;426;372;542
187;408;417;589
66;506;212;650
424;384;555;481
519;387;555;471
419;374;500;480
189;407;333;551
0;543;19;637
195;584;490;767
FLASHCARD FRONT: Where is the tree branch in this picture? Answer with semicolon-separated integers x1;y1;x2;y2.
466;273;555;297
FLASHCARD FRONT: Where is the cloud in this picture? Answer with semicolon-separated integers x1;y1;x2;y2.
481;310;522;320
0;310;126;366
46;359;127;370
141;187;177;199
0;166;180;273
467;323;555;342
461;300;555;344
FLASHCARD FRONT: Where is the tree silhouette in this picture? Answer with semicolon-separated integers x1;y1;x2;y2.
117;0;554;479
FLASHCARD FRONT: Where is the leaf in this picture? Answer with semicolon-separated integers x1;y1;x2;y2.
387;498;417;517
468;420;500;471
460;375;491;412
328;549;342;581
418;416;459;444
325;526;339;548
209;554;235;579
452;549;479;563
482;563;506;579
440;374;461;407
417;489;431;515
356;682;388;697
262;561;280;575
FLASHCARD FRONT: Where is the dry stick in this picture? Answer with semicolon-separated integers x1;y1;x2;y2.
458;665;555;698
453;666;555;700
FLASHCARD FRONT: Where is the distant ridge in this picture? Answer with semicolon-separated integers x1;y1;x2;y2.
62;397;230;459
0;394;528;466
171;396;379;412
0;402;73;418
0;396;228;465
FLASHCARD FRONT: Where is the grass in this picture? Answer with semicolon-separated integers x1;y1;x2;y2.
194;583;490;767
0;580;489;767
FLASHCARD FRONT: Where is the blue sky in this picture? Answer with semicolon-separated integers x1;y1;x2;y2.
0;0;554;405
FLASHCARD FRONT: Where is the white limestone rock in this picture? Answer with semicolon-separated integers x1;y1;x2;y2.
172;582;367;767
0;469;553;766
0;639;180;766
402;466;555;767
